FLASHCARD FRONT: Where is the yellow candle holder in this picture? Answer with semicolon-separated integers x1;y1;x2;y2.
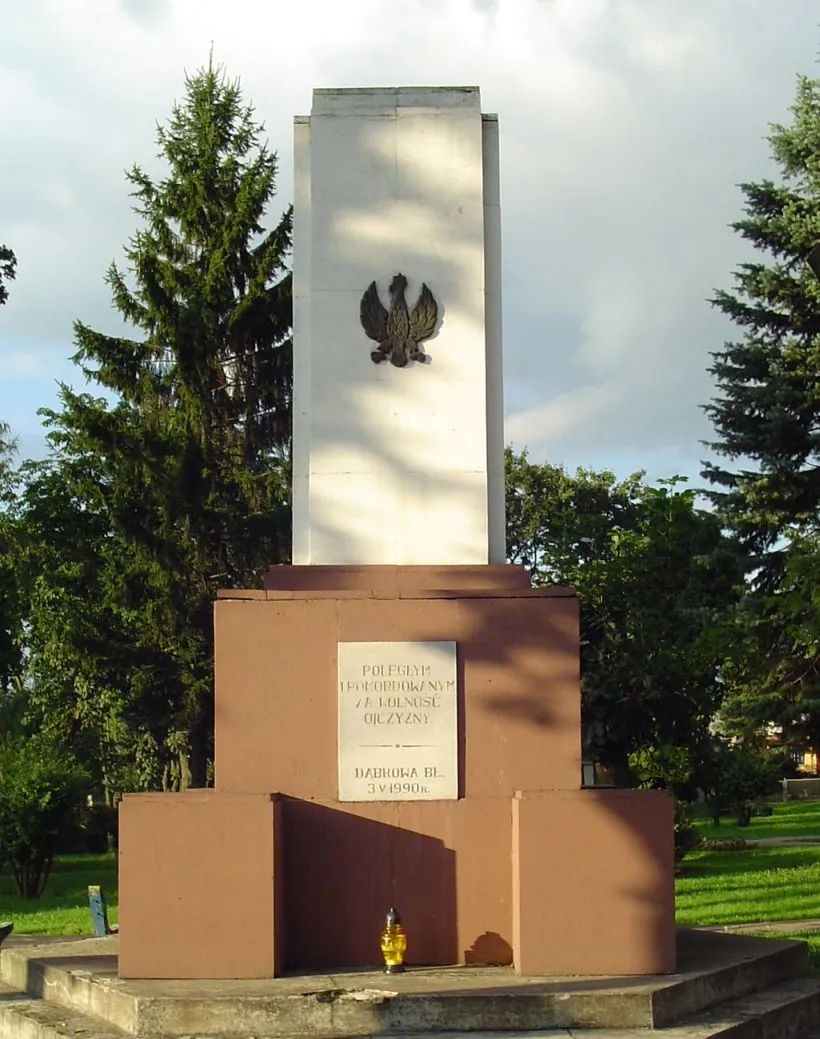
380;907;407;973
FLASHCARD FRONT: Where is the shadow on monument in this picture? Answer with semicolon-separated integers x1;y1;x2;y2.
294;104;500;569
208;567;675;975
450;589;577;797
464;931;513;966
454;587;676;975
120;94;673;977
282;798;457;968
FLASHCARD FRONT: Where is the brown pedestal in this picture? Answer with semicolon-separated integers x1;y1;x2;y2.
118;565;675;979
215;566;581;799
118;791;282;979
512;789;676;975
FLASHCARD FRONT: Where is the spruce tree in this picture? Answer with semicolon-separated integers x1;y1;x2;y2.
704;72;820;751
0;246;15;307
0;423;22;696
31;60;292;788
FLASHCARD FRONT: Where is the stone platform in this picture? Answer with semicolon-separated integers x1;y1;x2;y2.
2;929;820;1038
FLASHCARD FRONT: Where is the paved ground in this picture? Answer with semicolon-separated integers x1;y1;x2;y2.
744;836;820;846
707;918;820;935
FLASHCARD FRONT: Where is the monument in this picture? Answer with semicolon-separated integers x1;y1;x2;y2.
118;87;675;980
290;86;505;567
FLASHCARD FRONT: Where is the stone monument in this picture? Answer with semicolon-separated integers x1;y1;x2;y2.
118;87;675;981
290;87;505;567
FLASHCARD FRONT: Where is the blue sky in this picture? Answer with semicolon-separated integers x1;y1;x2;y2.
1;0;818;487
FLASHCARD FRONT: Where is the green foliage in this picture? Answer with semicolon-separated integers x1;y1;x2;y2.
672;800;703;862
0;736;89;898
696;798;820;841
0;245;15;308
676;844;820;926
17;59;292;792
696;740;781;827
0;424;23;697
628;745;702;861
17;456;193;794
506;449;743;775
704;75;820;548
629;743;696;795
704;72;820;753
0;853;117;934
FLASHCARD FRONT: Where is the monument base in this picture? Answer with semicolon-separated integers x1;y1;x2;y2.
118;565;676;979
119;788;674;979
119;791;282;979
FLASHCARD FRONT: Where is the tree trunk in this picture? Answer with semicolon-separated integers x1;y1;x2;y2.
187;714;211;788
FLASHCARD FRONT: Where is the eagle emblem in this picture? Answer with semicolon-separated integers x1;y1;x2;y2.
360;273;438;367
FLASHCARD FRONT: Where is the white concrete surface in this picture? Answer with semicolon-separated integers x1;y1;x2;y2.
292;87;505;565
482;115;506;564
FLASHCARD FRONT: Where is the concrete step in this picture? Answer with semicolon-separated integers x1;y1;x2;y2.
0;978;129;1039
0;976;819;1039
649;975;820;1037
0;930;815;1037
652;928;809;1025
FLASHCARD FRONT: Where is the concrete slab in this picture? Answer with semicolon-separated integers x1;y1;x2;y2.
0;929;810;1037
707;918;820;935
0;976;128;1039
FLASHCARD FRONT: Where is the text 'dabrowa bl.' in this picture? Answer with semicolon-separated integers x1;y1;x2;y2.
338;641;457;801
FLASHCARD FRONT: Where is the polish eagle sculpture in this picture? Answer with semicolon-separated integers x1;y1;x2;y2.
359;273;438;367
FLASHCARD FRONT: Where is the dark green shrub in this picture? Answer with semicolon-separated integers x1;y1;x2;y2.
628;744;702;862
55;803;119;854
696;741;780;827
0;736;89;898
673;799;703;861
83;805;118;853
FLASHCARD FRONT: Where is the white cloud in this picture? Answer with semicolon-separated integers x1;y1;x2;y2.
0;351;54;380
0;0;818;480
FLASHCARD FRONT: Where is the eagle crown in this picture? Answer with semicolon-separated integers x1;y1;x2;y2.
389;273;408;297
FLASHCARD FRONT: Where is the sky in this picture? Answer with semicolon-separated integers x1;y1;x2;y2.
0;0;818;487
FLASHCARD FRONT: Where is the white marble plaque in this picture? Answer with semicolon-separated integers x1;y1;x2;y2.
338;641;458;801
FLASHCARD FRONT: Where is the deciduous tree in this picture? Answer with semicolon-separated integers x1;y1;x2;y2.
507;449;743;779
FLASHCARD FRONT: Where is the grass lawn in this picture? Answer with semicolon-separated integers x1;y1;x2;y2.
2;841;820;961
681;801;820;967
695;799;820;842
676;845;820;927
0;854;117;935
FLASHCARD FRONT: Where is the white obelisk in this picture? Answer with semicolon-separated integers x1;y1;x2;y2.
291;87;504;565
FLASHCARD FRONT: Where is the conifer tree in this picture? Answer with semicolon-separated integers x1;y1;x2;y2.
0;246;15;307
704;72;820;750
0;423;22;696
28;61;292;788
